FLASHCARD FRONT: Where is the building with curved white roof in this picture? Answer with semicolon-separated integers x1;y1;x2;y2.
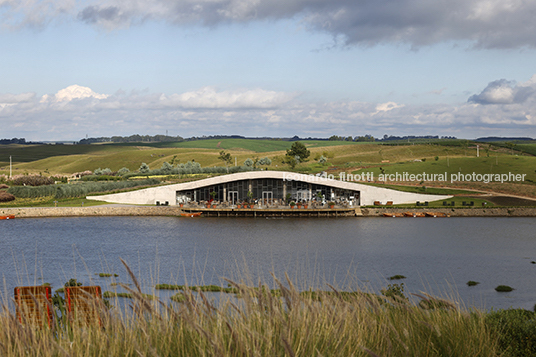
87;170;451;206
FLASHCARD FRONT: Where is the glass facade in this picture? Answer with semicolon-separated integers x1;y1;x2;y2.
176;178;360;205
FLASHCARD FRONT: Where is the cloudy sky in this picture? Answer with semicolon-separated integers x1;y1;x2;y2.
1;0;536;141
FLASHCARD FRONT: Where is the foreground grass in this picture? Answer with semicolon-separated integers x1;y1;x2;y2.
1;261;512;357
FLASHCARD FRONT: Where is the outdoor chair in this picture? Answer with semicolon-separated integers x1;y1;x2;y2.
65;286;103;326
14;286;53;327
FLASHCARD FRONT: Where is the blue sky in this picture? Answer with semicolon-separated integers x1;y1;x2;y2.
1;0;536;141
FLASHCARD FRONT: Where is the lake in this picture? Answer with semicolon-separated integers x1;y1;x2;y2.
1;216;535;310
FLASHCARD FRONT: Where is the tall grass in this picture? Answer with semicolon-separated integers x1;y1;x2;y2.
0;261;504;357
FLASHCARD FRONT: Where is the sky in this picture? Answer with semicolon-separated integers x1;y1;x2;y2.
1;0;536;141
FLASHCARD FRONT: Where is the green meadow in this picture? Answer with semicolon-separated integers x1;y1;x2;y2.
155;138;362;152
0;139;360;174
352;156;536;184
1;139;535;201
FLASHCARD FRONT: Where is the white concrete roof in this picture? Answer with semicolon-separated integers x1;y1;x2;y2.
87;170;452;206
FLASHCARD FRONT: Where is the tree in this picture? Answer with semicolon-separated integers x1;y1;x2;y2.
286;142;310;162
244;158;254;167
258;157;272;166
505;142;516;155
139;163;150;174
218;150;232;172
160;162;173;173
118;167;130;175
283;155;299;169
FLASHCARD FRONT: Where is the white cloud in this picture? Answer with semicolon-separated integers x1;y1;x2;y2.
1;81;536;140
373;102;405;115
160;86;298;109
468;77;536;104
40;85;109;103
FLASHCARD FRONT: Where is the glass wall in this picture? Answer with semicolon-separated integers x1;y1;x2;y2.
176;179;360;205
252;179;284;199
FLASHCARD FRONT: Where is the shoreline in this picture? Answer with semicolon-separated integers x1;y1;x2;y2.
361;206;536;217
2;205;536;218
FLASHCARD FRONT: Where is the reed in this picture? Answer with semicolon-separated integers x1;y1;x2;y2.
0;262;505;356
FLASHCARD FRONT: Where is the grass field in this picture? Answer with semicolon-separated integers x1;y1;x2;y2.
351;156;536;184
0;139;361;174
515;143;536;156
1;139;535;199
156;138;363;152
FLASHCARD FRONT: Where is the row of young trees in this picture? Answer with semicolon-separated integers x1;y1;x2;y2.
130;160;255;177
7;179;160;199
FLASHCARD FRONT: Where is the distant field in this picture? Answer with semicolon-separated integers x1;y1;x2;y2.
351;156;536;184
157;139;361;152
514;143;536;156
0;144;108;164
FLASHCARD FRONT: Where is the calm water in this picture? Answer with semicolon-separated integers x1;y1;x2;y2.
1;216;535;310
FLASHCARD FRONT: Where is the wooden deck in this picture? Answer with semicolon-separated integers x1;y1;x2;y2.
180;207;360;217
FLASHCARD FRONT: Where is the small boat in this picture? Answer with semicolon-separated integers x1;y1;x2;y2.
0;215;15;220
404;212;426;217
383;213;404;217
180;212;202;217
425;212;449;218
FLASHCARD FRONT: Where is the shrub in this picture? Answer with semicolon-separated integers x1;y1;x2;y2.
160;162;173;173
0;184;8;189
11;175;54;186
495;285;514;292
258;157;272;166
244;158;254;167
7;184;56;198
485;308;536;357
122;163;255;179
81;175;123;181
389;275;406;280
467;281;480;286
50;176;68;183
139;163;150;174
71;170;92;178
118;167;130;175
0;191;15;202
381;283;407;301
